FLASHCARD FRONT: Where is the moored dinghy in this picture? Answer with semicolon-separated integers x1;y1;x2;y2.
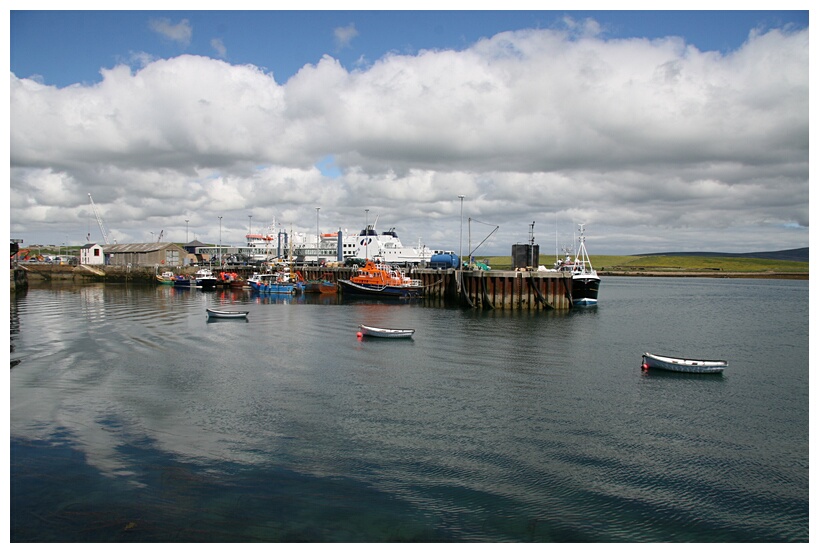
358;324;415;338
641;352;727;374
206;308;249;319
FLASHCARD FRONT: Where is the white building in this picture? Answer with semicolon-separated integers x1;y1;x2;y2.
80;243;105;265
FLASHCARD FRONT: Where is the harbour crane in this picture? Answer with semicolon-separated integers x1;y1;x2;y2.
88;193;110;244
156;230;164;242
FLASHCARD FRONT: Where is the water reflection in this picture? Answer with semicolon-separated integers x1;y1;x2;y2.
10;280;810;542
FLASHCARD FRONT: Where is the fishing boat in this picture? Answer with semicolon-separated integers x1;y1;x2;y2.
358;324;415;338
173;274;194;288
247;272;297;294
338;259;424;298
552;224;600;306
303;273;337;294
195;268;218;290
219;271;247;289
319;280;337;294
206;308;249;319
156;271;175;284
641;352;727;374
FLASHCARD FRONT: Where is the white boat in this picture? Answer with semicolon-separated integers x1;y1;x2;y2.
195;268;218;290
238;217;438;266
641;352;727;374
206;308;249;319
295;219;436;266
358;324;415;338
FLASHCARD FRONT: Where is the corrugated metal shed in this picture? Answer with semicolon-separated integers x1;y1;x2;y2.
104;242;191;267
104;242;175;253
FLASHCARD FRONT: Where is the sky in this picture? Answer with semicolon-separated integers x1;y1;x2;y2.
5;3;811;256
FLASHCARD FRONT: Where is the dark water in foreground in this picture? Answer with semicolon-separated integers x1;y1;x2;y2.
9;277;809;542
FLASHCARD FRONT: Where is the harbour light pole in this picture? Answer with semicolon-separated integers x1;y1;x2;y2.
365;208;369;260
185;219;189;243
316;207;320;262
248;215;252;237
458;195;465;269
218;216;222;268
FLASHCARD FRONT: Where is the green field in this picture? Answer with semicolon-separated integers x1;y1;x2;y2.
482;254;809;274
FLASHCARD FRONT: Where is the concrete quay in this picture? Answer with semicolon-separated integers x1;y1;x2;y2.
13;263;576;310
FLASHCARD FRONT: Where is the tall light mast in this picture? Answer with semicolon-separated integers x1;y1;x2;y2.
88;193;110;244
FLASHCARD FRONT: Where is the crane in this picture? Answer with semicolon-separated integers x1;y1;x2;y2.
88;193;110;244
156;230;164;242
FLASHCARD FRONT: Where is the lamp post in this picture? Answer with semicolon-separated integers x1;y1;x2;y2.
365;209;369;260
218;216;223;268
185;219;189;243
458;195;465;269
316;207;320;262
248;215;252;237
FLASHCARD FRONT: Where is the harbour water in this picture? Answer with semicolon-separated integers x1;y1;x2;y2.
9;277;809;542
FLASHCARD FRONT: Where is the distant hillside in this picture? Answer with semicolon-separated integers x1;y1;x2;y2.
635;247;808;263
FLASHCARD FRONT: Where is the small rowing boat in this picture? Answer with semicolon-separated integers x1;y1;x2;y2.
206;308;249;319
641;352;727;374
358;324;415;339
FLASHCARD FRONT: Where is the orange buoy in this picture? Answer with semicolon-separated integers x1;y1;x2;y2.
356;332;363;338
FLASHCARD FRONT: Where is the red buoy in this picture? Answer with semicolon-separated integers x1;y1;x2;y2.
356;331;363;339
641;363;649;370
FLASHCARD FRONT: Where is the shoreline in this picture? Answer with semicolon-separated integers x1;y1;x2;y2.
597;271;808;280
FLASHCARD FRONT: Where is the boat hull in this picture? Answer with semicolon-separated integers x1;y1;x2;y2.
304;281;337;294
206;308;249;319
339;279;423;298
359;325;415;338
642;352;727;374
197;278;218;291
572;275;600;305
249;281;296;294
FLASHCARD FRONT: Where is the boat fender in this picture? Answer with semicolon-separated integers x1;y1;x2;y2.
641;363;649;370
356;331;363;339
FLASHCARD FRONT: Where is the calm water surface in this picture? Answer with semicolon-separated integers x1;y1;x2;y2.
9;277;809;542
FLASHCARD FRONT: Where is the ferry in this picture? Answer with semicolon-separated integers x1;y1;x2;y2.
293;224;435;266
236;217;437;266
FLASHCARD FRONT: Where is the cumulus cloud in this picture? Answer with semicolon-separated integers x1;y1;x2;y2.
9;25;808;254
149;18;193;46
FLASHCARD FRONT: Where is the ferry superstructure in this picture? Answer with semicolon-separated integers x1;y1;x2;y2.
293;225;435;265
237;219;436;266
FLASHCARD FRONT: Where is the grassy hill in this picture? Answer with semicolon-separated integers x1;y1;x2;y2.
481;253;808;275
635;247;808;263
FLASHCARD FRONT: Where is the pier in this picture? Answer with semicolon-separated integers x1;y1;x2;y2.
16;263;576;310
